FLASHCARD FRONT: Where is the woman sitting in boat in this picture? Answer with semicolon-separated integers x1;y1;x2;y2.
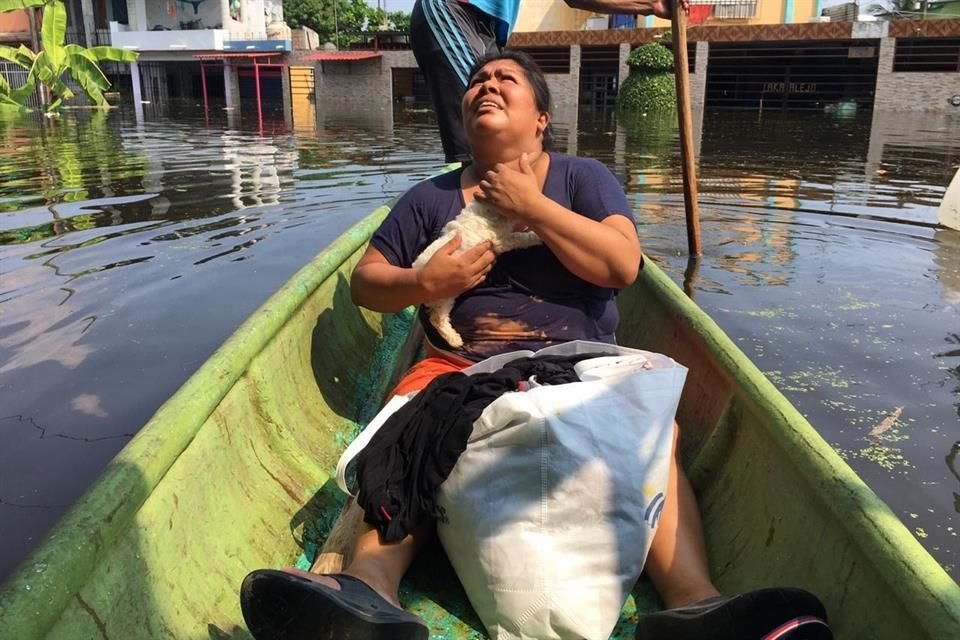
240;50;831;640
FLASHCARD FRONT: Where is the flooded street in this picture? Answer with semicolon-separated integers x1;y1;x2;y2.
1;104;958;582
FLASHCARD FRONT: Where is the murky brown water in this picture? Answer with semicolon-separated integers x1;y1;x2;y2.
1;104;958;583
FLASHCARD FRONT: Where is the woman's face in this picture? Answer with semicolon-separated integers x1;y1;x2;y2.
462;59;547;146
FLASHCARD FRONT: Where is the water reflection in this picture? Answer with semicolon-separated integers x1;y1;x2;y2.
1;105;959;583
934;228;960;305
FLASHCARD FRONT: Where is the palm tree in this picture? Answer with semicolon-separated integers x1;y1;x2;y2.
0;0;138;111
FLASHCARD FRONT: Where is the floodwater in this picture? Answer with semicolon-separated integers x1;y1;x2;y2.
0;103;958;587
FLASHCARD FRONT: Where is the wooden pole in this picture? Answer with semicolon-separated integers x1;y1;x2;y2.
671;5;702;256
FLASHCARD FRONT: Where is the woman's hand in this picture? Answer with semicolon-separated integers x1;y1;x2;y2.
417;234;496;300
476;153;544;221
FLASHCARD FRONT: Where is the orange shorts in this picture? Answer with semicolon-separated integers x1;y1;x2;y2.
388;356;468;399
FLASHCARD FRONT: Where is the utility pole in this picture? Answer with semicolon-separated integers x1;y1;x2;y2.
920;0;929;19
334;0;340;49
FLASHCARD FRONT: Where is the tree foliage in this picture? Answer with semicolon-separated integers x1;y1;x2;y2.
0;0;138;112
283;0;411;46
618;44;676;113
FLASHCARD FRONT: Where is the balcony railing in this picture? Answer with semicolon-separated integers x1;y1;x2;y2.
693;0;758;20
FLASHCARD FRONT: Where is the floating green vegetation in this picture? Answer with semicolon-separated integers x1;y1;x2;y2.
764;365;854;393
835;295;882;312
723;306;799;319
835;406;914;472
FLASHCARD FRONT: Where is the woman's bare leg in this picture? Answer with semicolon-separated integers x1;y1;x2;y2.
643;422;721;609
293;524;429;608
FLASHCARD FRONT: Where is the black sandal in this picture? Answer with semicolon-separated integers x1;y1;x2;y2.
240;569;429;640
634;587;832;640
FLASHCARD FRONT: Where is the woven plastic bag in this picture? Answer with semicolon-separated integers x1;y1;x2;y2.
436;341;687;640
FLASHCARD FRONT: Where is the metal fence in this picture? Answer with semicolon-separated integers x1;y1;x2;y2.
0;62;41;108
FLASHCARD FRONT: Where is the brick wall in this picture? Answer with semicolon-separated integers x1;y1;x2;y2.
314;51;417;112
874;37;960;112
315;58;391;111
546;44;580;110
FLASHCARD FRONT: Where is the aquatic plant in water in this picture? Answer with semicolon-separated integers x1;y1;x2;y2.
617;43;676;114
0;0;138;112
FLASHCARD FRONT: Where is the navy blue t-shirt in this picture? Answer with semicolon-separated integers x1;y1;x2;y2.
370;153;635;361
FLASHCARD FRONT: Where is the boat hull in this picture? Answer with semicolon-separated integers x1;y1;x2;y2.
1;201;958;639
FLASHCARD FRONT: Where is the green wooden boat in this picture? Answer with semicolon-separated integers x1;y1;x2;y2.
2;196;959;640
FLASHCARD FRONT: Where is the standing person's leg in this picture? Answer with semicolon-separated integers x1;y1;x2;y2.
410;0;500;163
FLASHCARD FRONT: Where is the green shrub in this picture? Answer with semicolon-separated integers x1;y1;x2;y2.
626;43;674;72
618;43;676;113
617;71;676;113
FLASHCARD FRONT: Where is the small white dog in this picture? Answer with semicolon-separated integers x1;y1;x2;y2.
413;200;543;348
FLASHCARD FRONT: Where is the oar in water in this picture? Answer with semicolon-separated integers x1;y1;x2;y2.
671;2;702;256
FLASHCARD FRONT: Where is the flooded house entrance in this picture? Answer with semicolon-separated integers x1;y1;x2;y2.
706;40;881;112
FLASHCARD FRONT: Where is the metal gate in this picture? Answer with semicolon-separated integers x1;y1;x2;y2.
289;65;315;131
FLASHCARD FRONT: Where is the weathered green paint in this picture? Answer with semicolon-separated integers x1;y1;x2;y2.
1;197;959;638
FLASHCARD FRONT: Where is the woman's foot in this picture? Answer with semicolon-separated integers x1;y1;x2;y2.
635;587;832;640
240;569;429;640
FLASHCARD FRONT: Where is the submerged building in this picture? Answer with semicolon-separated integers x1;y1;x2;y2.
1;0;294;121
2;1;958;124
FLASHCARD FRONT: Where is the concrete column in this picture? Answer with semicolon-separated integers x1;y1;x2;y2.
133;0;147;32
568;45;581;156
873;37;895;111
692;41;708;110
281;62;293;128
224;62;236;111
130;60;143;121
80;0;95;47
692;40;708;158
618;42;631;89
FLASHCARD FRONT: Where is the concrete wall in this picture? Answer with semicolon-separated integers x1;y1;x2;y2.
0;9;30;38
111;23;225;51
545;44;580;111
515;0;591;34
292;27;319;51
315;51;417;113
874;37;960;112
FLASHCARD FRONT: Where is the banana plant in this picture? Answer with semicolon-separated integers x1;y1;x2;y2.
0;0;138;111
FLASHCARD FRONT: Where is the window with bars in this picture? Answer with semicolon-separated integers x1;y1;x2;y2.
692;0;758;20
517;47;571;74
893;38;960;72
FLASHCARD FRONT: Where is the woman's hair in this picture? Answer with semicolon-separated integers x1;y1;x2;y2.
466;49;554;150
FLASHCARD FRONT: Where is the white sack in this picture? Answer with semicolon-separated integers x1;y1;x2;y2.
436;341;687;640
